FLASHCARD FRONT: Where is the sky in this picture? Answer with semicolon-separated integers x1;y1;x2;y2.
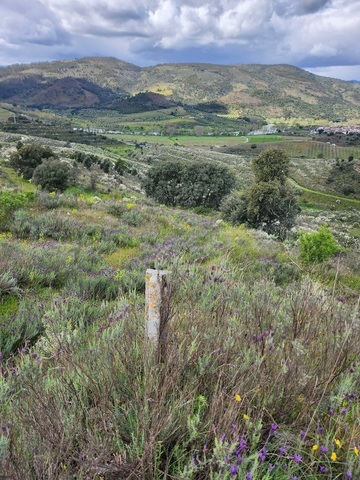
0;0;359;81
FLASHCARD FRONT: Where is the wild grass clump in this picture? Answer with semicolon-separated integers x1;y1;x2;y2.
1;261;358;479
0;183;358;479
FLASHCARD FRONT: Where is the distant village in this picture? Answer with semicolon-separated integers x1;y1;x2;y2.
310;125;360;135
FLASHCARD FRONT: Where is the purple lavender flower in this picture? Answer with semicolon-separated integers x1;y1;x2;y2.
300;430;306;440
258;447;267;462
320;445;328;454
279;446;288;456
236;437;247;453
230;465;239;476
271;423;278;431
346;470;352;478
292;454;302;463
245;473;252;480
319;465;329;473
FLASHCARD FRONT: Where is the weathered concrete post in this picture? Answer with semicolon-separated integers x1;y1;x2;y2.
145;269;170;358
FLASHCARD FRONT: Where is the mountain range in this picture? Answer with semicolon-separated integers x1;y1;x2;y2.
0;57;359;122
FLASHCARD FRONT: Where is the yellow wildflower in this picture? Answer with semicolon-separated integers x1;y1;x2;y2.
334;438;342;448
243;414;249;420
354;446;359;456
330;452;337;461
312;445;319;451
235;394;242;402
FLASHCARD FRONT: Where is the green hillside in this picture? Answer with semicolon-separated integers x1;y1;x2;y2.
0;57;359;122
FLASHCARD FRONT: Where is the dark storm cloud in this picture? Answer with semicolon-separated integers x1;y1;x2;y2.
274;0;331;17
0;0;359;80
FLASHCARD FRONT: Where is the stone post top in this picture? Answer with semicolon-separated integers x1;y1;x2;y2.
146;268;170;276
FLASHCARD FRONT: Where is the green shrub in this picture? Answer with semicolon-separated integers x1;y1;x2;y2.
299;226;340;264
142;160;236;209
9;142;56;180
32;159;74;192
220;191;247;225
0;272;22;299
34;191;61;209
0;191;27;224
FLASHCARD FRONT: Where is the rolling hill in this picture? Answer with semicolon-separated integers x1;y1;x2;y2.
0;57;359;122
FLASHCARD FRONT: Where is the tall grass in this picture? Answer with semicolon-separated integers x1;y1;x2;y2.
0;192;359;479
1;262;359;479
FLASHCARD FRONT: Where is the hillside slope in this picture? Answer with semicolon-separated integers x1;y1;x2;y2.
0;57;359;121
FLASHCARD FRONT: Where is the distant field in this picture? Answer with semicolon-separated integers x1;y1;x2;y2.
222;139;360;160
108;134;291;147
283;140;360;159
246;135;286;143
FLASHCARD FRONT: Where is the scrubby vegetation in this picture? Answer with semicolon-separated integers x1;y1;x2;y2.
0;119;359;479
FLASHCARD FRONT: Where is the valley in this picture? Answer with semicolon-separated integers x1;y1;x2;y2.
0;58;359;480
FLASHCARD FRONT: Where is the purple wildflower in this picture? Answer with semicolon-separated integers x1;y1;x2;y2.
245;473;252;480
236;437;247;453
230;465;238;476
346;470;352;478
279;446;288;456
300;430;306;440
292;454;302;463
270;423;278;431
320;445;328;454
258;447;267;462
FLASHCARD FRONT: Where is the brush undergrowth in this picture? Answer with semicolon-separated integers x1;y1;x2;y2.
0;191;359;479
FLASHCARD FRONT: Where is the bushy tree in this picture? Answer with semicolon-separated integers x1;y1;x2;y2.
221;148;300;238
32;160;74;192
252;148;290;183
142;161;236;209
10;142;57;180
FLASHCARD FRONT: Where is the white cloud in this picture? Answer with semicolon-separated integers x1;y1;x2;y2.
0;0;359;80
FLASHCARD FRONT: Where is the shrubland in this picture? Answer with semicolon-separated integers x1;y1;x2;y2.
0;132;359;479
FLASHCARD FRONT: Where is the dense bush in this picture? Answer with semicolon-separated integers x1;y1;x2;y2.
71;151;113;173
142;160;236;209
32;159;74;192
299;226;340;264
0;191;28;224
9;142;57;179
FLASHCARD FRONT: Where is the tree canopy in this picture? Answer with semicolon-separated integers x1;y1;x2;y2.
32;159;74;192
252;147;290;184
10;142;57;180
142;160;236;209
221;148;300;238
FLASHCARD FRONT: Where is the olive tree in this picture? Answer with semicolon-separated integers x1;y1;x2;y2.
142;160;236;209
10;142;57;180
221;148;300;238
32;160;74;192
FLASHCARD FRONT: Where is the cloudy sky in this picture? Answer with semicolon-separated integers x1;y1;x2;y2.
0;0;359;80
